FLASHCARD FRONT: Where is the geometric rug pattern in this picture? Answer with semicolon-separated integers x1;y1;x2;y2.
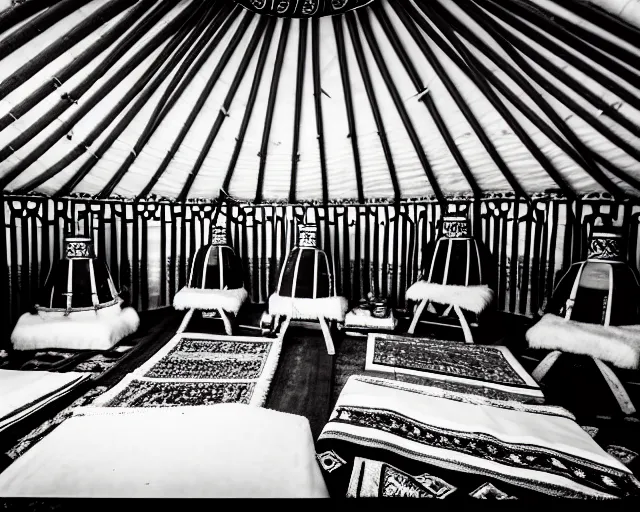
87;333;283;409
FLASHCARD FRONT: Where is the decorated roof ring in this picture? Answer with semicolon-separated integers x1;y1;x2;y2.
234;0;375;18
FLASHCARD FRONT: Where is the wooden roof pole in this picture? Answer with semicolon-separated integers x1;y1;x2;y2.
332;15;365;203
358;8;446;204
221;17;278;193
98;3;241;198
126;3;235;157
0;0;95;60
417;0;574;198
477;0;640;164
507;0;640;85
371;2;482;198
0;0;183;178
548;0;640;47
177;13;265;202
529;1;640;68
288;19;308;204
470;0;640;139
478;0;640;112
0;0;61;36
311;17;331;206
0;0;137;102
254;18;291;204
134;11;261;201
345;11;401;203
0;0;160;132
20;2;220;194
440;0;628;198
392;1;529;201
55;7;241;197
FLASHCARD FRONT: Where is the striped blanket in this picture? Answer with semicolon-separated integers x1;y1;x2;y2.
316;376;640;499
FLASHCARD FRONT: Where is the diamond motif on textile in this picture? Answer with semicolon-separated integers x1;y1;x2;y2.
581;425;600;438
606;445;638;467
316;450;346;473
470;482;517;499
414;473;457;498
381;465;456;498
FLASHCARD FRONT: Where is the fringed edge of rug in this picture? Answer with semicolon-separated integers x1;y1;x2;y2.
269;294;349;322
406;282;494;314
173;287;248;314
526;314;640;369
10;305;140;352
347;375;576;421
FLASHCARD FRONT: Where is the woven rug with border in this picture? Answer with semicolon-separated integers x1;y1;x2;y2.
85;332;283;409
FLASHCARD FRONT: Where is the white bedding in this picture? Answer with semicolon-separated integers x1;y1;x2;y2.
317;376;640;498
0;370;90;433
0;404;330;498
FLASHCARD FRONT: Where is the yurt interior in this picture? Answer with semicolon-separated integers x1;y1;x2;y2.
2;0;640;501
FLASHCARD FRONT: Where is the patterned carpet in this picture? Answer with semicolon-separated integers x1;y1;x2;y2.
365;333;542;399
84;330;283;410
140;337;274;380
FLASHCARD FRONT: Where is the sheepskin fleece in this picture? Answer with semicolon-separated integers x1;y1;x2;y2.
269;294;348;322
526;314;640;369
11;305;140;352
406;282;494;314
173;287;248;314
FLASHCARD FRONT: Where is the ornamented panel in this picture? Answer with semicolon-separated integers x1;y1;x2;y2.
210;225;229;246
441;216;470;239
588;231;623;261
65;238;95;259
234;0;375;18
298;224;318;247
4;197;640;350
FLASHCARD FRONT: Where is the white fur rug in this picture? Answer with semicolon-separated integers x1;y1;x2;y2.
173;287;248;314
526;314;640;369
406;282;494;314
11;305;140;352
269;294;349;322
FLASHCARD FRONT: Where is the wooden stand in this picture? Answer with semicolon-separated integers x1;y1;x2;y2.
408;299;475;344
177;308;236;335
532;350;636;415
275;315;336;355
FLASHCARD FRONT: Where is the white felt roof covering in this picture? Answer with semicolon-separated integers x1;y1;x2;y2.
0;0;638;203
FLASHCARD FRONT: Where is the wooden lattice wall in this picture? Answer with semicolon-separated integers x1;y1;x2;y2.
3;196;640;348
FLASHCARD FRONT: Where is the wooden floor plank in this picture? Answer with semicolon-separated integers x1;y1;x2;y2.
265;326;334;440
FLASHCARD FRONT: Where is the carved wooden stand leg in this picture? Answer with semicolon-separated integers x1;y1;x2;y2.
218;308;233;336
408;300;428;334
532;351;636;415
592;358;637;415
531;350;562;381
278;316;292;340
177;308;195;333
453;304;474;344
318;316;336;356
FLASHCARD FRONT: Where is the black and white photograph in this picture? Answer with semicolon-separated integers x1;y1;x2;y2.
0;0;640;502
